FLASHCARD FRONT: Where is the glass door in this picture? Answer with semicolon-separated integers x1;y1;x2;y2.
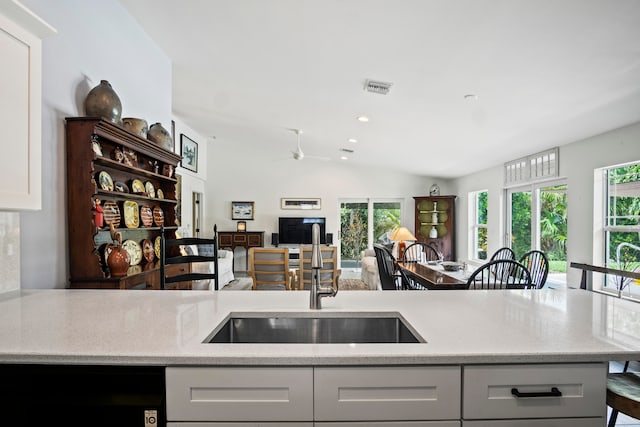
339;200;368;270
507;181;567;287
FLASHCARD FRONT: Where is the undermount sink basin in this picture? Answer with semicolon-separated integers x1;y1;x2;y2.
205;312;425;344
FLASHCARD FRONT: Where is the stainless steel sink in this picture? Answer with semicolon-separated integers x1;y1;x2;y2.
205;312;425;344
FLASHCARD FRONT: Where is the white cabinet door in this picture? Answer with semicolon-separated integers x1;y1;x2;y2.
166;367;313;422
463;419;603;427
167;423;312;427
0;2;54;210
316;422;460;426
314;366;461;421
463;363;606;420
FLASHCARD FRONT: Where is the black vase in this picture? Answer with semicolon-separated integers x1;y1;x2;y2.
84;80;122;123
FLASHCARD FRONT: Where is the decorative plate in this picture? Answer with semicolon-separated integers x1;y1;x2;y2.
154;236;161;259
102;201;120;227
145;181;155;198
141;238;155;263
98;171;114;191
123;201;139;228
114;181;129;193
152;205;164;226
122;239;142;266
131;179;145;194
156;189;164;199
140;205;153;227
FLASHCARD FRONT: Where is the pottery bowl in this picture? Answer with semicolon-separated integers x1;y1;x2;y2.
122;117;148;138
441;261;462;272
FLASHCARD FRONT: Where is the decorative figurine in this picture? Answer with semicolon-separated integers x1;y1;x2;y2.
93;198;104;228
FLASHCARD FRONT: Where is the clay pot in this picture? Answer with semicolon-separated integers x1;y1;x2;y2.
147;122;173;151
107;244;130;277
122;117;148;138
84;80;122;123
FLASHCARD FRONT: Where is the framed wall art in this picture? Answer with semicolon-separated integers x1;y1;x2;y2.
280;198;321;210
180;134;198;172
231;201;255;220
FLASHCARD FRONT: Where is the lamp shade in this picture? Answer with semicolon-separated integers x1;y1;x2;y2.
390;226;417;241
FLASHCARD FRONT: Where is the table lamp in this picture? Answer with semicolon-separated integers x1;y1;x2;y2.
390;226;417;260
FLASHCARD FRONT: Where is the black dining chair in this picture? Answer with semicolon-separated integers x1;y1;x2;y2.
373;244;406;290
519;250;549;289
490;247;516;262
402;242;443;264
466;259;532;289
160;224;220;290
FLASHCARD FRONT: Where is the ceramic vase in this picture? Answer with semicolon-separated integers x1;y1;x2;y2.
107;231;130;277
147;122;173;151
84;80;122;123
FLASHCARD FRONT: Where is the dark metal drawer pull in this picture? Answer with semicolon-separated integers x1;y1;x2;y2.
511;387;562;398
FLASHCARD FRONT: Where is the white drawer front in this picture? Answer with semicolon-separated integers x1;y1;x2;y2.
317;422;460;426
314;366;461;421
463;363;606;420
463;418;604;427
166;367;313;422
167;423;312;426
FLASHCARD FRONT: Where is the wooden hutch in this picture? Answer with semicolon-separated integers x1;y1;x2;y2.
65;117;184;289
414;195;456;261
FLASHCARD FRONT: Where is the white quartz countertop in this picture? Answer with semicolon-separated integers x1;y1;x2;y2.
1;288;639;366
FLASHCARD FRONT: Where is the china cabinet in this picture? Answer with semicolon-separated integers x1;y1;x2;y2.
65;117;183;289
414;195;456;261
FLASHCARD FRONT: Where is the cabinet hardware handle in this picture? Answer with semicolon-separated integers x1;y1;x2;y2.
511;387;562;398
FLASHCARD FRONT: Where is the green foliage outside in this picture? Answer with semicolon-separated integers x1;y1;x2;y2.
340;203;400;261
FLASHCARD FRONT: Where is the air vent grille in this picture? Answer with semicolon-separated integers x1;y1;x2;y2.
364;79;393;95
340;148;354;153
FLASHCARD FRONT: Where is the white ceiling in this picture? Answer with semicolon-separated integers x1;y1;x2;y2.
119;0;640;178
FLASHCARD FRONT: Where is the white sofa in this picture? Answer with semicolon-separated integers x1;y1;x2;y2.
360;249;381;290
190;248;236;290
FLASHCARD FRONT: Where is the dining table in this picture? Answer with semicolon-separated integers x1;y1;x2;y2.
397;261;469;290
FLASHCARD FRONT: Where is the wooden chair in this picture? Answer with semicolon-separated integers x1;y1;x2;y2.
373;244;405;290
402;242;442;263
466;259;532;289
248;247;293;290
519;250;549;288
490;247;516;261
160;224;219;290
298;245;341;290
607;361;640;426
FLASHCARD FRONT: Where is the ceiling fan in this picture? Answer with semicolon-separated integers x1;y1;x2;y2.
289;129;329;161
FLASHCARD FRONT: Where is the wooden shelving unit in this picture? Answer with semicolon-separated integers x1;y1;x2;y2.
414;195;456;261
65;117;183;289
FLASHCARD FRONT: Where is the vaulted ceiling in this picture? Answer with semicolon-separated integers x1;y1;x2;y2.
119;0;640;177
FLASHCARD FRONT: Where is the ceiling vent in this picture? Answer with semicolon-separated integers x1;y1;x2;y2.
340;148;354;153
364;79;393;95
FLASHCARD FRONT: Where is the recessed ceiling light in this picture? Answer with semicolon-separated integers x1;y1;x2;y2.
340;156;349;160
357;115;369;122
348;138;358;143
464;94;478;101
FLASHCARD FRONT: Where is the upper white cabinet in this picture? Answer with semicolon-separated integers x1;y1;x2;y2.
0;1;55;210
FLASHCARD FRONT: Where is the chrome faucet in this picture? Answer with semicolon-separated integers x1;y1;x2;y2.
310;223;338;309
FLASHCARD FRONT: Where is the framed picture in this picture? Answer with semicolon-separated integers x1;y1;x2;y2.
280;198;321;210
232;201;255;220
180;134;198;172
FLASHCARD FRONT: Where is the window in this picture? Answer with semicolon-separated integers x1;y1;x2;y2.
602;162;640;299
469;190;488;260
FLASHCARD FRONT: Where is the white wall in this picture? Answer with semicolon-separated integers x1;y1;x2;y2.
453;120;640;286
17;0;171;288
204;138;450;270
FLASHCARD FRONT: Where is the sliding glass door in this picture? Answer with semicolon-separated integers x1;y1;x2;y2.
507;181;567;287
339;199;402;269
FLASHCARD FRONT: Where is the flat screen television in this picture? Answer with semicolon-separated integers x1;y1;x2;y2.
278;217;326;244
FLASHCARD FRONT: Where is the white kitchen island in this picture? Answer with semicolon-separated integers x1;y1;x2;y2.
0;288;638;425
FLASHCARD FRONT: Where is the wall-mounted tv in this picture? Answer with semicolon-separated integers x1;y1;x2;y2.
278;217;326;244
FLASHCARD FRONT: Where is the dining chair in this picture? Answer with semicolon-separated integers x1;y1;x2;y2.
489;247;516;262
466;259;532;289
607;361;640;426
298;245;341;290
247;247;293;290
402;242;443;264
160;224;219;290
373;244;405;290
519;250;549;288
